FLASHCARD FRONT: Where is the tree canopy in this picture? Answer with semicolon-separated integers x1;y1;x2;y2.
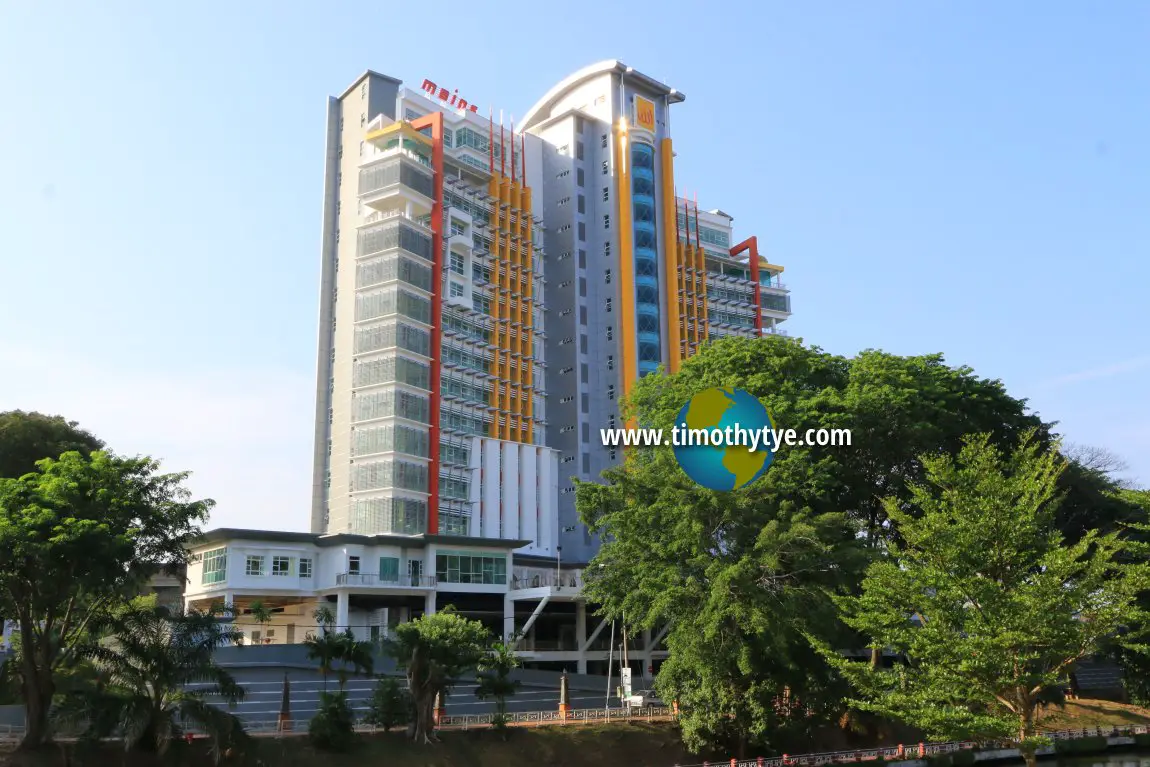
0;410;103;479
385;610;492;744
0;449;212;749
575;336;1148;754
824;432;1150;767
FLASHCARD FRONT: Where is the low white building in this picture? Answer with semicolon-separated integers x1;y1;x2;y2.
183;528;669;676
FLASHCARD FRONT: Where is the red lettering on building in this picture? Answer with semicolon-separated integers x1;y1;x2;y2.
421;77;479;113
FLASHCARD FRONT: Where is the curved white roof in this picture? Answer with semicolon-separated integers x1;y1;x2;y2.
521;60;685;131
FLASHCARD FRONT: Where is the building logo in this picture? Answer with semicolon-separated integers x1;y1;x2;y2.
634;95;656;132
672;388;775;491
421;78;480;114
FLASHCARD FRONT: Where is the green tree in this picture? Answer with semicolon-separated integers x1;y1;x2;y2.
0;450;211;750
363;676;413;732
54;603;246;758
0;410;103;479
576;337;1147;752
823;433;1150;767
308;691;358;752
384;609;491;744
247;600;272;643
475;640;521;729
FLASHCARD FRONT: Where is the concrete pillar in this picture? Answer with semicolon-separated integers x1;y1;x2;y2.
503;596;515;642
575;602;588;674
335;591;350;632
424;591;437;616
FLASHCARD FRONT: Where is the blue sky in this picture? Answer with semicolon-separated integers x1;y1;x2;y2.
1;2;1147;530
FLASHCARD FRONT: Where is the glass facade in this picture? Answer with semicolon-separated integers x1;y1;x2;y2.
435;551;508;584
631;142;661;376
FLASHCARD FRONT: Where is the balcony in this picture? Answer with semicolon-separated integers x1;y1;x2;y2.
334;573;437;589
511;570;584;591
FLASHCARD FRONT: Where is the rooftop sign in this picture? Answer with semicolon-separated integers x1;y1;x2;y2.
421;78;480;114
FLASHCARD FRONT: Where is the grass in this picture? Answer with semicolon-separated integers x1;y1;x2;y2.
4;699;1150;767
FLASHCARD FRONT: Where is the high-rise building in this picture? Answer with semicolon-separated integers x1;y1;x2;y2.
183;62;790;673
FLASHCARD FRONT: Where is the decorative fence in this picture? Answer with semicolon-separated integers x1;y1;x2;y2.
672;725;1150;767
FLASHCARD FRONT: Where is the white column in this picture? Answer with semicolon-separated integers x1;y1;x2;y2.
576;601;588;674
538;450;556;554
483;440;501;539
502;442;519;540
520;446;538;548
424;591;437;615
405;200;413;219
468;436;482;537
335;591;350;632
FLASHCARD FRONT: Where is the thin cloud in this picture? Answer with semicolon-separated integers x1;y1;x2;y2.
1042;356;1150;387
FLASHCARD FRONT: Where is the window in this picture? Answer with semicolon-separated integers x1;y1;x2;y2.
602;187;609;202
580;306;587;325
558;144;569;154
607;355;614;370
577;195;585;214
450;252;465;274
576;116;585;132
581;393;589;412
583;453;591;474
602;160;609;175
435;551;507;584
299;558;313;579
348;556;361;574
576;142;584;160
272;556;291;576
603;215;610;230
604;241;611;258
576;168;584;187
245;556;264;577
605;298;612;312
579;277;587;297
361;83;367;97
450;281;465;298
605;269;611;284
578;249;587;269
578;222;586;241
201;548;227;585
580;335;588;354
601;133;608;148
359;141;364;157
379;557;400;581
608;385;616;400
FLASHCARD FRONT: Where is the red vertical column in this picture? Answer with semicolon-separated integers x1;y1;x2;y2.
730;236;763;334
412;112;444;534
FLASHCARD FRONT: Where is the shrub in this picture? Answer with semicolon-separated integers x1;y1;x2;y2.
309;691;357;752
363;676;413;732
1134;733;1150;748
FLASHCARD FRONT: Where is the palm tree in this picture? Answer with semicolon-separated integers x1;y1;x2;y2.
248;600;272;644
55;603;246;757
305;629;374;692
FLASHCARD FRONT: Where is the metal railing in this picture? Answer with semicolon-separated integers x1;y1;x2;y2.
672;724;1150;767
334;572;437;588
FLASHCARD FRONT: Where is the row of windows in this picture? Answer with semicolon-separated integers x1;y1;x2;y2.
356;253;433;293
350;497;427;535
351;459;428;492
442;343;489;373
352;424;429;458
354;321;431;357
353;389;430;423
243;554;313;579
358;160;434;199
435;551;507;585
443;374;490;405
442;311;490;342
353;356;430;390
357;221;432;260
355;287;431;325
441;409;489;435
